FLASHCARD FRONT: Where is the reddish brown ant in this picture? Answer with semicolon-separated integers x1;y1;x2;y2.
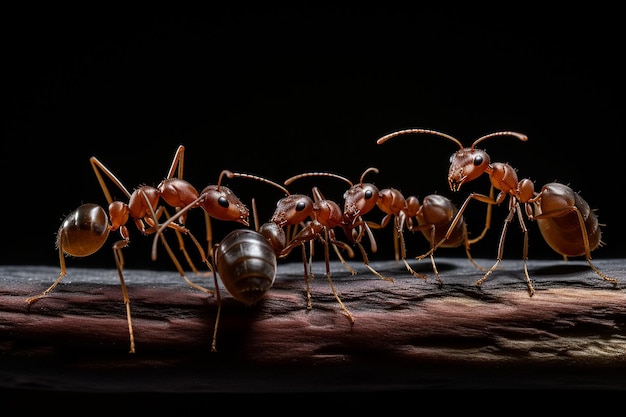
377;128;618;296
284;168;394;283
26;146;249;353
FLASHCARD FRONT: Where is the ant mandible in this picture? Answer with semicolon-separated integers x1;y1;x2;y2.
377;128;618;296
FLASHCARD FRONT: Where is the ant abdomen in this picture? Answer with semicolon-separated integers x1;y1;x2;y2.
57;203;110;257
533;182;602;258
214;228;277;305
416;194;466;248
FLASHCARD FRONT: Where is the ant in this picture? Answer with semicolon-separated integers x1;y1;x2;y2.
284;168;394;283
26;146;249;353
377;128;618;296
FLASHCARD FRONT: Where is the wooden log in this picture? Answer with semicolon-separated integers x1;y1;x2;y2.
1;258;625;394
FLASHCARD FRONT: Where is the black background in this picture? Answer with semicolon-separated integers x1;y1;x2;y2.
4;5;625;271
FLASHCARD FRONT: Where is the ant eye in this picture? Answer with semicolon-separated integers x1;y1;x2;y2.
296;201;307;212
218;196;229;208
473;155;483;166
364;190;373;200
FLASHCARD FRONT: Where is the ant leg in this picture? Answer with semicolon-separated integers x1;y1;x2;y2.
423;225;443;285
25;244;69;304
151;220;213;275
209;267;222;353
142;190;215;295
463;228;487;271
147;206;212;276
397;228;428;280
90;156;132;204
307;238;316;279
156;231;215;295
300;243;313;311
321;230;354;324
204;211;215;262
571;207;617;284
351;240;394;282
516;205;535;297
475;201;535;295
328;238;357;276
463;188;493;272
392;226;400;262
329;225;394;282
467;184;496;248
586;259;619;284
111;240;136;354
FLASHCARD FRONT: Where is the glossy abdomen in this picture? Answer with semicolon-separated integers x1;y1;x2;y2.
214;229;276;305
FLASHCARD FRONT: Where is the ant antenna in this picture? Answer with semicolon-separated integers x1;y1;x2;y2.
377;128;464;150
285;167;379;189
228;171;291;196
377;128;528;151
217;169;231;191
285;171;353;187
471;131;528;150
359;167;379;185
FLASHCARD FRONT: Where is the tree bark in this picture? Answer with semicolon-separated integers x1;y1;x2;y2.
1;258;625;393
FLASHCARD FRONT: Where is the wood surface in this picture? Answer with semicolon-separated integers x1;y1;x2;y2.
1;257;626;395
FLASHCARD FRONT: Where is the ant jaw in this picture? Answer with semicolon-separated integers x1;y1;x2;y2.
448;172;469;193
448;179;464;192
342;206;361;222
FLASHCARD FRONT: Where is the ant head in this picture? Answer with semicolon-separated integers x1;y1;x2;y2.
270;194;314;227
343;182;379;219
188;170;250;226
197;184;250;226
343;167;381;219
447;148;491;192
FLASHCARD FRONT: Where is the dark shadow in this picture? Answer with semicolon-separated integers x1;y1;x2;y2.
532;263;593;276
